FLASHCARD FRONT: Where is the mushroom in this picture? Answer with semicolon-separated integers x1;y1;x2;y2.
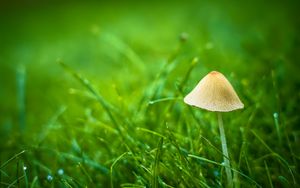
184;71;244;187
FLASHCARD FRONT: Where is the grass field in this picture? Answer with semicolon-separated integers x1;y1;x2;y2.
0;1;299;187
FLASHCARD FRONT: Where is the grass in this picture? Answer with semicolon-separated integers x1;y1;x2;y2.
0;0;299;187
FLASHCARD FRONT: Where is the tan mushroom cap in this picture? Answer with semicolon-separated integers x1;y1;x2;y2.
184;71;244;112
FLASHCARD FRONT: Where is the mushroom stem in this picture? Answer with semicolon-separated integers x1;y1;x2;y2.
217;112;233;188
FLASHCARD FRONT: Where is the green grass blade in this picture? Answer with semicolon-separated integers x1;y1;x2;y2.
16;64;26;131
148;97;180;105
188;154;261;187
59;61;124;136
7;175;25;188
136;127;166;139
22;162;28;188
0;150;26;170
251;130;296;185
77;162;93;184
110;152;128;188
151;138;163;188
264;160;274;188
30;176;38;188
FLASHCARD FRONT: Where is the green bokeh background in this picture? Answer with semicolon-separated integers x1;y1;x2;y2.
0;0;299;187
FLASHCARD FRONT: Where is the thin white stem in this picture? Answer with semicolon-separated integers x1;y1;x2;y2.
218;112;233;188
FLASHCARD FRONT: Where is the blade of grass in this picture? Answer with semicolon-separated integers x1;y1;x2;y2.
165;57;198;113
151;138;163;188
148;97;180;105
60;179;73;188
30;176;38;188
264;160;274;188
188;154;261;187
0;169;8;177
136;127;166;139
238;107;257;179
60;61;139;158
138;59;178;114
0;182;14;187
167;128;189;164
273;112;282;146
137;39;187;114
32;160;52;174
166;127;205;187
7;175;25;188
251;130;296;185
0;150;26;170
38;106;66;144
110;152;128;188
199;135;224;157
16;160;20;188
176;57;199;94
16;64;26;132
120;183;146;188
60;152;109;174
22;162;28;188
278;176;291;187
59;61;126;139
244;154;252;178
77;162;93;184
101;33;145;72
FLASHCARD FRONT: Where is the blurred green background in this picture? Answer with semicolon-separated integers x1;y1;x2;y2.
0;0;299;187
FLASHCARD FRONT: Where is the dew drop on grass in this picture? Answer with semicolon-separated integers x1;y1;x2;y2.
47;175;53;182
213;170;220;177
273;112;279;119
58;169;64;175
23;166;27;171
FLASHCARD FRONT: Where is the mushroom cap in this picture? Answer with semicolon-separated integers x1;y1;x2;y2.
184;71;244;112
